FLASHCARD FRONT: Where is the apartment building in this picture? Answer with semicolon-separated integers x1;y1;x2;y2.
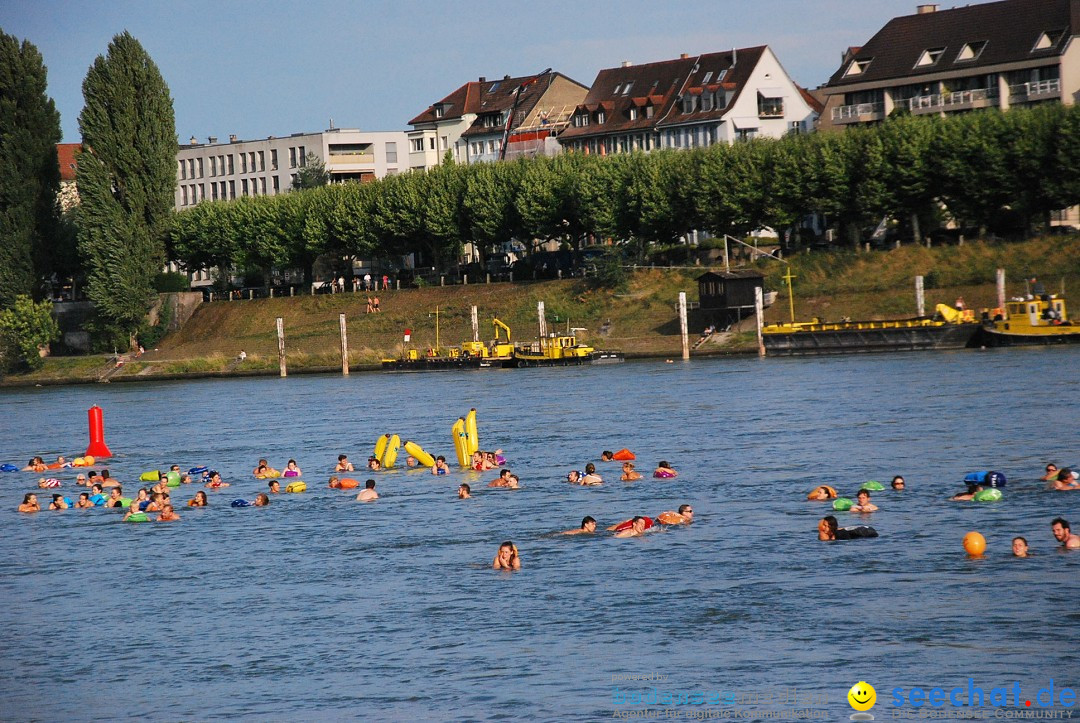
557;47;819;155
407;70;588;168
174;127;407;210
820;0;1079;130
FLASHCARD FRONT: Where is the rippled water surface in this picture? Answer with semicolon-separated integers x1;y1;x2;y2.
2;350;1079;720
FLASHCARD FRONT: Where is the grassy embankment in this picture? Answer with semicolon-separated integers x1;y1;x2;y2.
8;236;1079;386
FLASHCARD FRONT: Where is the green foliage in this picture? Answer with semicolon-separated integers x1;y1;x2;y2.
292;153;330;189
137;295;173;348
589;246;629;291
76;32;176;347
0;31;62;307
153;272;189;292
0;295;59;371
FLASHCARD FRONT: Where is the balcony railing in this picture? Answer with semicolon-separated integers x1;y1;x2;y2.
831;102;884;120
902;87;999;112
1010;78;1061;99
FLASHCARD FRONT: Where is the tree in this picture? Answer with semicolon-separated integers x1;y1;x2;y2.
0;295;59;372
0;32;62;307
76;32;176;348
292;153;330;190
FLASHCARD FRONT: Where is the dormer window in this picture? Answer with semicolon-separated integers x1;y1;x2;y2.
844;58;873;77
629;107;639;121
702;93;714;111
1033;30;1065;51
573;112;589;128
621;81;634;96
681;96;697;114
956;41;987;62
915;47;946;67
434;105;445;118
597;110;606;124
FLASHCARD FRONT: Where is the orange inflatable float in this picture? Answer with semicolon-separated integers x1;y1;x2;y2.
612;449;636;461
613;516;653;532
656;511;688;525
329;477;359;489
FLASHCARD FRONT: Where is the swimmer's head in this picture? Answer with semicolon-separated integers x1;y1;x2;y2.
891;476;905;489
1012;536;1028;557
678;504;693;519
585;463;596;474
581;516;596;532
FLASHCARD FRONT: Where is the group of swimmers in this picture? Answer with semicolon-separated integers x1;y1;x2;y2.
809;466;1080;553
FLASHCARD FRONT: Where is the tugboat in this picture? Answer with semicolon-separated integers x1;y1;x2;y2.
508;333;624;367
977;292;1080;347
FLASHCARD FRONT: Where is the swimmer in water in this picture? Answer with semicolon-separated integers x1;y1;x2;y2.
335;454;354;472
1041;463;1060;482
157;504;180;522
104;486;124;508
356;479;378;502
561;516;597;535
806;485;837;501
367;456;381;471
431;456;450;476
283;459;302;477
405;456;418;468
818;515;878;540
252;459;280;478
23;456;46;472
267;480;281;494
849;489;878;513
37;477;60;488
49;494;68;510
122;501;143;521
151;478;169;495
75;493;94;509
614;516;652;538
1050;468;1080;490
653;461;678;478
253;493;270;507
488;469;513;488
891;476;906;491
620;462;642;481
458;483;471;499
1012;536;1029;557
76;473;87;486
180;474;192;484
657;505;694;525
145;492;165;513
492;541;521;570
566;470;582;484
205;472;230;489
581;463;603;485
950;484;982;501
1051;517;1080;549
600;451;615;462
188;490;208;507
18;493;40;513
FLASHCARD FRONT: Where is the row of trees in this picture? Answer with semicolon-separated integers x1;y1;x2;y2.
171;103;1080;287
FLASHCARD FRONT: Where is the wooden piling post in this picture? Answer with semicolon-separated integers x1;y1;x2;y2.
678;292;689;360
996;268;1006;311
339;313;349;376
915;275;925;317
471;305;479;342
755;286;766;357
538;301;547;338
276;317;287;377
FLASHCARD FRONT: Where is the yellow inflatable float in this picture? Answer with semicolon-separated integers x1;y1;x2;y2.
285;481;307;493
465;408;479;455
451;418;469;467
404;441;435;467
374;434;390;462
381;434;401;468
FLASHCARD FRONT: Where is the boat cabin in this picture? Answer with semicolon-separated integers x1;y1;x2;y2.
999;296;1069;329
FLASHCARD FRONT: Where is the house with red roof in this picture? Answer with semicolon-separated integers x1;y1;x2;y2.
558;47;818;156
407;70;588;168
56;143;81;211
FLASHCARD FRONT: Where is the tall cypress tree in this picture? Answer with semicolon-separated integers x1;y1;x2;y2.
77;31;176;346
0;31;62;308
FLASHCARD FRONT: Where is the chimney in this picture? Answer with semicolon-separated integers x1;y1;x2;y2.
621;60;632;68
208;136;217;144
504;74;511;80
189;136;198;145
680;53;689;59
916;4;939;13
732;47;738;66
229;134;238;143
479;76;486;83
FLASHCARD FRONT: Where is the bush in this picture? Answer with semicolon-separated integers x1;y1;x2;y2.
153;272;190;292
0;296;61;372
589;247;629;291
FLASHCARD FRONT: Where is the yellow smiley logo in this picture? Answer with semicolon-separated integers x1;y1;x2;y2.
848;681;877;711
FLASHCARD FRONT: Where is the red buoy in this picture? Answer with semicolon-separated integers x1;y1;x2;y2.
85;405;113;458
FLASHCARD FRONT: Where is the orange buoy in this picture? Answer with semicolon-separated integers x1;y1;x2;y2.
963;531;986;556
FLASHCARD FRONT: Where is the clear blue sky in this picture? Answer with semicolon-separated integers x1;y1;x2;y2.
4;0;907;143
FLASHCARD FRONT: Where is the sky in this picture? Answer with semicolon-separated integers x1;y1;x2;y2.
3;0;912;144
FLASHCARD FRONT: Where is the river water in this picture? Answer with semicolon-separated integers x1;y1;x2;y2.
1;350;1078;721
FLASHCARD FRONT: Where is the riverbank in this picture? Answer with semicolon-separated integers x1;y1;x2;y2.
4;236;1077;387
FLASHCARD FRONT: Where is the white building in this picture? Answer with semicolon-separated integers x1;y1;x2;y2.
174;127;407;210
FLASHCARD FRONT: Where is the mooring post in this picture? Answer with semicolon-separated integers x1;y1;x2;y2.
471;306;479;342
276;317;286;378
679;292;690;360
997;268;1006;311
755;286;766;357
538;301;547;338
339;313;349;376
915;275;925;317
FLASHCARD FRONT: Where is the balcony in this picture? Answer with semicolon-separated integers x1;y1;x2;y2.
1009;78;1061;102
831;101;885;124
902;87;999;114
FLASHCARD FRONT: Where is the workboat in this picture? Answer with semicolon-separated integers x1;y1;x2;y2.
761;313;981;356
976;293;1080;347
508;334;624;367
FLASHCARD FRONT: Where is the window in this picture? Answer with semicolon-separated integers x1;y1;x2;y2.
736;128;757;142
179;161;186;180
241;179;249;196
241;154;248;173
197;158;204;177
289;147;297;168
1033;30;1065;51
210;156;217;176
702;71;713;84
429;137;435;150
788;121;804;135
258;151;265;171
597;111;605;124
229;180;235;198
386;142;398;163
411;138;424;152
489;81;501;92
915;47;946;67
613;83;622;95
758;93;784;117
228;155;234;174
220;181;226;198
440;136;448;150
271;149;278;170
298;147;305;166
219;155;225;174
434;105;444;118
621;81;634;96
844;58;873;77
629;107;639;121
702;93;714;111
211;183;218;200
181;186;188;205
249;151;256;170
574;113;589;127
272;176;279;193
645;105;654;119
260;177;267;194
682;96;697;114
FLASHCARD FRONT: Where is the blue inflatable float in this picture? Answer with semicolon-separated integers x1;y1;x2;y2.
964;471;1006;488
